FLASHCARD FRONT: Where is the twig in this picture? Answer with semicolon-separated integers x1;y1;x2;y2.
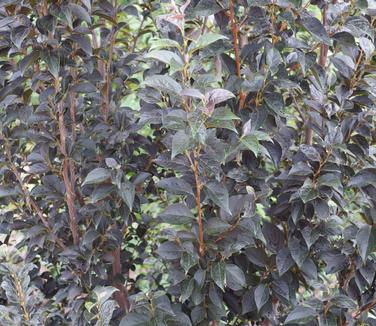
352;299;376;319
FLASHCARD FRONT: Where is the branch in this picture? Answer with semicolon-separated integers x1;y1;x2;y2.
228;0;245;109
1;136;66;250
352;299;376;319
58;102;80;246
112;247;130;313
193;152;205;257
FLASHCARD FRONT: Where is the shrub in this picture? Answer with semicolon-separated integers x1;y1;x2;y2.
0;0;375;325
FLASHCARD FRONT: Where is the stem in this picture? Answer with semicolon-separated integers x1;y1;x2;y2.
112;246;130;312
131;15;146;52
305;5;329;145
228;0;245;109
58;102;80;246
193;153;205;257
352;299;376;319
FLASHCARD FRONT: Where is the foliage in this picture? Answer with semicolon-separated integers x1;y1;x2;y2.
0;0;376;325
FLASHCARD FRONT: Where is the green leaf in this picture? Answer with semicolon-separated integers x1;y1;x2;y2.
188;33;227;53
82;168;111;186
240;135;259;156
285;306;317;324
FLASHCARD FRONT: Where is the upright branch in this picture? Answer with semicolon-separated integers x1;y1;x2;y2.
112;247;130;312
228;0;245;109
57;101;80;246
305;5;329;145
193;152;205;257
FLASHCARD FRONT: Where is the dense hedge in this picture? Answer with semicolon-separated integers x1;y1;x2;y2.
0;0;376;325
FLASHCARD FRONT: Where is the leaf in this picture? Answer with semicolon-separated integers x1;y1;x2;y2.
211;261;226;291
156;241;182;260
150;38;181;50
356;225;376;262
299;145;321;161
288;237;308;267
172;130;191;159
254;284;269;311
41;50;60;79
348;168;376;188
156;177;194;196
211;107;240;121
117;180;135;211
181;278;195;302
359;37;375;60
68;3;91;24
204;89;234;106
181;88;204;99
205;181;231;215
285;306;317;324
69;34;92;56
240;135;259;155
188;33;227;53
19;50;40;75
298;179;319;204
300;14;330;45
93;286;118;304
330;295;357;309
345;16;373;38
276;248;295;276
264;92;284;115
120;313;151;326
145;50;183;66
0;186;17;198
262;222;284;254
71;81;97;93
204;88;235;116
144;75;182;95
82;168;111;186
159;203;194;225
266;47;282;72
225;264;246;291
